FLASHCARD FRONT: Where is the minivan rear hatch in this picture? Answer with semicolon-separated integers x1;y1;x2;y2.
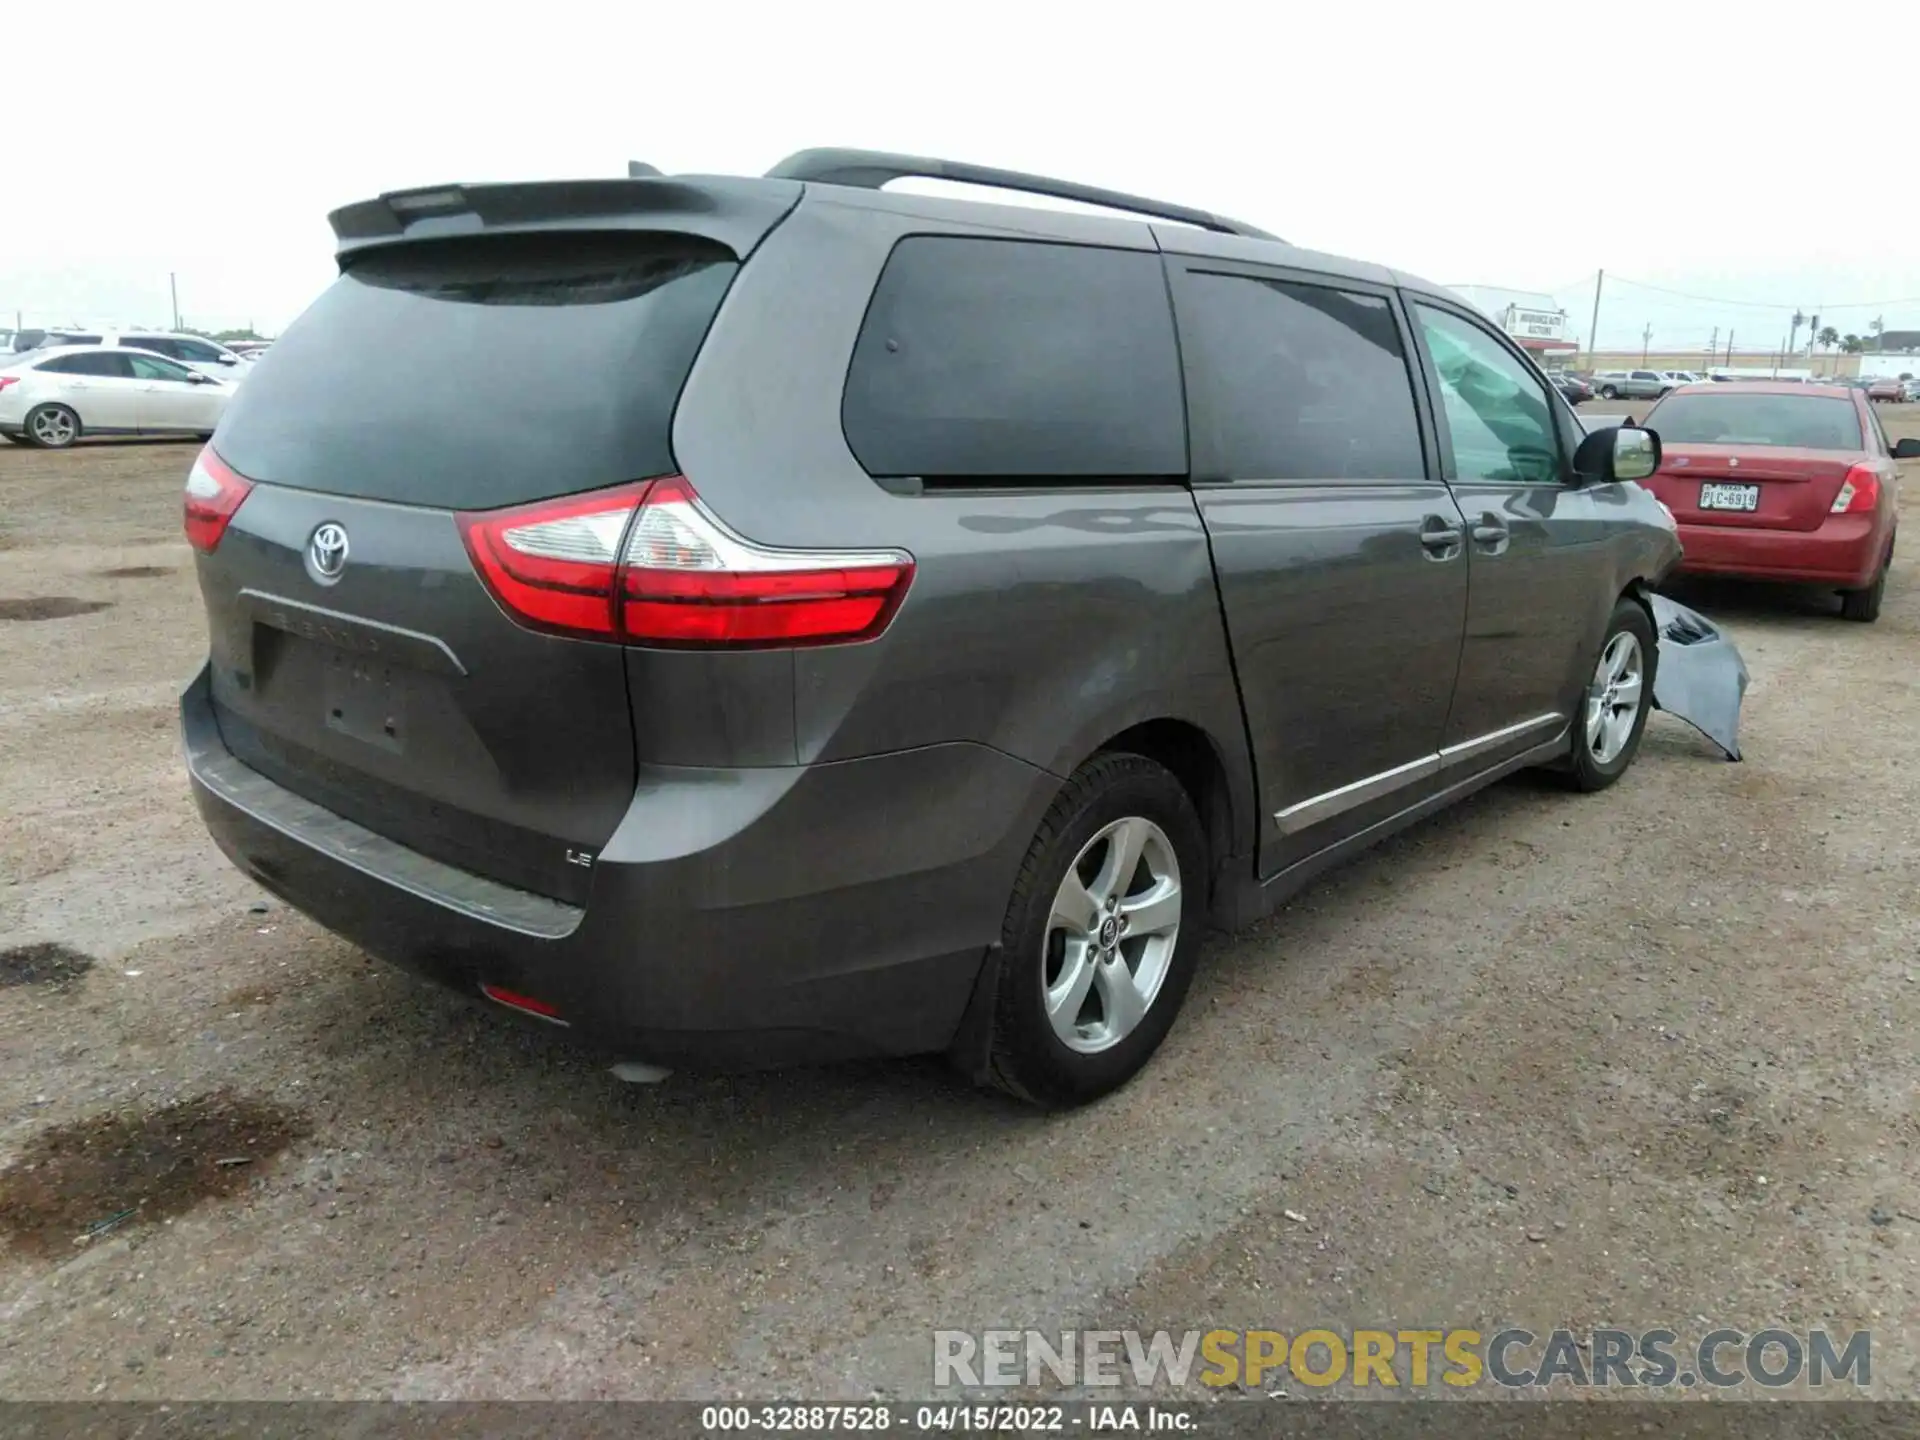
195;199;785;906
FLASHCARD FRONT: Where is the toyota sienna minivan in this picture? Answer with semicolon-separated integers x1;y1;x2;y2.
183;148;1681;1106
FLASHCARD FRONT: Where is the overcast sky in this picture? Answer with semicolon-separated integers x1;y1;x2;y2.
3;1;1913;353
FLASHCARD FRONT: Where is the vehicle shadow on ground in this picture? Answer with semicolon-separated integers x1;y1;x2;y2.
1659;574;1850;626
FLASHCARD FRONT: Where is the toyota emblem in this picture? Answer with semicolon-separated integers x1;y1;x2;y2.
308;522;349;584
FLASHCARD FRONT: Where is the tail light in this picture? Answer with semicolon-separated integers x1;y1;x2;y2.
183;446;254;553
458;476;915;649
0;377;18;393
1831;466;1881;515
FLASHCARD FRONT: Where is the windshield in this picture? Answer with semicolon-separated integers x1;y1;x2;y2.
1647;392;1863;450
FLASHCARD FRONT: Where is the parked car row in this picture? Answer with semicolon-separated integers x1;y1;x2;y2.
0;328;267;376
0;344;235;447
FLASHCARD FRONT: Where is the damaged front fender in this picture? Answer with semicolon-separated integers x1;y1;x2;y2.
1647;593;1750;761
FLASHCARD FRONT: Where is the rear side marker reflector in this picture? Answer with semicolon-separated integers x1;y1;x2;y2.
183;446;254;553
480;983;568;1025
458;475;915;649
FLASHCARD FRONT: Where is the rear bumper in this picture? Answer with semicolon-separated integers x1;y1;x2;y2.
1674;513;1890;588
183;665;1055;1071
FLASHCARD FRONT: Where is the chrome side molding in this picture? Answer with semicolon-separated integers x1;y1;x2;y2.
1274;714;1565;834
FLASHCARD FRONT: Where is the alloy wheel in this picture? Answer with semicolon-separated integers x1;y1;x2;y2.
1586;630;1645;765
30;408;76;446
1042;815;1183;1054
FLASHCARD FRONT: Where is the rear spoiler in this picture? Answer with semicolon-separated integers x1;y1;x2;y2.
327;174;802;263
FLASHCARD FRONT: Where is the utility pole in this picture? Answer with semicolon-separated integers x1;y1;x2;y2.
169;273;180;332
1586;270;1605;369
1788;309;1805;359
1708;326;1718;368
1641;323;1653;366
1726;329;1734;365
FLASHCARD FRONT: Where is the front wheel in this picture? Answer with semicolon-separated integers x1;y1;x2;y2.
22;403;79;449
985;754;1208;1108
1600;385;1620;400
1566;598;1656;792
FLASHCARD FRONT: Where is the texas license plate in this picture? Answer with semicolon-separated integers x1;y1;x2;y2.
1698;482;1759;512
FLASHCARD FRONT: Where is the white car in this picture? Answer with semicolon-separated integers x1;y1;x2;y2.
0;345;234;449
40;329;253;382
1660;370;1707;386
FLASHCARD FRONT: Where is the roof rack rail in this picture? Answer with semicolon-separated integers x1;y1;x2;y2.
764;148;1281;242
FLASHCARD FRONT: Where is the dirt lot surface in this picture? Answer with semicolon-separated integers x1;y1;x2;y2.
3;413;1919;1401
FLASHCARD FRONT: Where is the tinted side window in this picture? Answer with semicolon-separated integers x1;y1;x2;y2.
44;352;131;378
1173;273;1426;481
128;354;196;382
125;336;180;359
1412;304;1563;485
842;237;1185;479
173;338;225;362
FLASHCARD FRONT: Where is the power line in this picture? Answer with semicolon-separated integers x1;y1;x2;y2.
1606;275;1920;313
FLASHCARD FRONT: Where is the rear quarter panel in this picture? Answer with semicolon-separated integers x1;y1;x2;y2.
666;195;1256;856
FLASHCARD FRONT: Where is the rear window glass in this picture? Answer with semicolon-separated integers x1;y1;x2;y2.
212;233;738;509
1647;392;1863;450
842;237;1186;480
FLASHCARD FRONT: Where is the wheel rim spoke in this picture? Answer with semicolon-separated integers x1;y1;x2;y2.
1586;692;1608;749
1093;957;1148;1040
1045;938;1097;1040
1091;816;1149;906
1119;877;1181;940
1050;872;1098;936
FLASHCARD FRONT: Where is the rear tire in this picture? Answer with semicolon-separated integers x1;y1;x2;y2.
985;753;1208;1108
1565;598;1656;793
22;403;79;449
1840;541;1890;623
1600;385;1620;400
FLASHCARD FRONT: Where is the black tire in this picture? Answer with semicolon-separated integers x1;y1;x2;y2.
1600;385;1620;400
1565;598;1657;793
1840;539;1891;623
985;753;1208;1108
22;403;79;449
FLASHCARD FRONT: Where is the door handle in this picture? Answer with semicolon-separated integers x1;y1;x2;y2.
1471;513;1511;552
1418;515;1463;561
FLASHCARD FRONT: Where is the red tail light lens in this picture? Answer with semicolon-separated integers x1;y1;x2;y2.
1831;465;1881;515
458;476;915;649
0;377;19;393
183;446;254;553
457;482;651;639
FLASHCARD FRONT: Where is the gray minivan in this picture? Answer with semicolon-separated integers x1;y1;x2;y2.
182;149;1681;1106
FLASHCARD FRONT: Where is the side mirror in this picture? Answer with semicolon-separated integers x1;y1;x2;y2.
1894;438;1920;460
1574;424;1662;483
217;355;237;365
186;373;214;385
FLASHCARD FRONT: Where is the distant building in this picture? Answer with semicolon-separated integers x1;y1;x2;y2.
1442;285;1578;365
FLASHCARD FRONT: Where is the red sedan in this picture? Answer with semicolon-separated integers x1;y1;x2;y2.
1638;382;1919;622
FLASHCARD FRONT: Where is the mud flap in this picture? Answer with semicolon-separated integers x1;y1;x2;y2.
1648;594;1749;761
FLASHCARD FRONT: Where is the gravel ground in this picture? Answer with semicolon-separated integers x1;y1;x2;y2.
1;413;1918;1400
